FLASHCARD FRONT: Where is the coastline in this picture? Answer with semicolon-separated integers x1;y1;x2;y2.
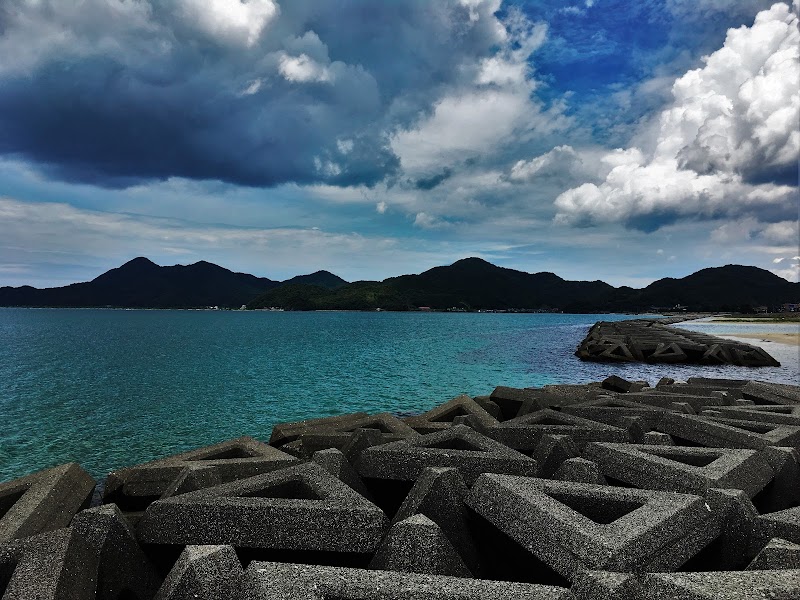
718;332;799;347
687;316;800;347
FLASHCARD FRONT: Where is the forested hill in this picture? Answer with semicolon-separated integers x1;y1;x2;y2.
247;258;798;312
1;257;796;311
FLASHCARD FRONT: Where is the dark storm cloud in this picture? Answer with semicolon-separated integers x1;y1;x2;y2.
0;0;505;188
414;169;453;190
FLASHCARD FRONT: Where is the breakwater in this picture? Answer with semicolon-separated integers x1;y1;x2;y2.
1;375;799;598
576;317;781;366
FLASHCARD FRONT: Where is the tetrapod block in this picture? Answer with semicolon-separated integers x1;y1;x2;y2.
154;545;243;600
0;527;98;599
658;413;800;450
571;571;636;600
466;475;718;580
754;446;800;512
741;381;800;405
356;424;538;485
269;412;369;446
404;395;499;434
562;397;668;431
311;448;373;500
104;436;298;511
72;503;162;599
295;413;420;456
137;462;388;552
714;406;800;426
757;506;800;545
487;409;629;452
552;458;607;485
369;514;472;577
746;537;800;570
392;467;478;573
633;570;800;599
240;561;573;599
583;443;773;497
0;462;94;543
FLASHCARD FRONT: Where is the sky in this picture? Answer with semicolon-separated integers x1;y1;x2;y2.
0;0;798;288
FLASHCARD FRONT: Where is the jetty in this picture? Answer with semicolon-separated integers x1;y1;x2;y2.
575;317;781;366
1;376;799;598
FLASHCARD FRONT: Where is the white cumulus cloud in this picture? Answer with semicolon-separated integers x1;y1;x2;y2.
391;10;568;177
554;2;799;229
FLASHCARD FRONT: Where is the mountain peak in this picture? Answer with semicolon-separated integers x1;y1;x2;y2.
121;257;159;269
282;270;348;289
451;257;493;267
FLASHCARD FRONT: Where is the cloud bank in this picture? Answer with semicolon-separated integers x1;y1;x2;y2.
553;2;799;230
0;0;539;188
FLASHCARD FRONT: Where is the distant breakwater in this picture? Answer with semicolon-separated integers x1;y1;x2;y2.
576;317;781;367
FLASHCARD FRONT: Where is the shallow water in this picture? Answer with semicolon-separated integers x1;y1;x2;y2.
1;309;796;481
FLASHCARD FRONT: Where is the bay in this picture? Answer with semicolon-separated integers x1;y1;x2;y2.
0;308;797;481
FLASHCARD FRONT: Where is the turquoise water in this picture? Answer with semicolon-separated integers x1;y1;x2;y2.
1;309;797;481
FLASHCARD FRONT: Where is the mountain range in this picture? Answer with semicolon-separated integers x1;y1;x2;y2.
0;257;796;312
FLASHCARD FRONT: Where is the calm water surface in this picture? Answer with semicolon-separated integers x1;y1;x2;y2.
1;309;797;480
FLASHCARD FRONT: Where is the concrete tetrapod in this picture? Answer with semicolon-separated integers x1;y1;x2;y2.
137;462;389;552
466;475;719;579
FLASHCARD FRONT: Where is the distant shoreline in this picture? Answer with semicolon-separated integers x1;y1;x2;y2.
718;333;799;347
676;315;800;347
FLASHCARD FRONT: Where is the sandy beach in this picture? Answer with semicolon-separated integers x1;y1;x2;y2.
718;332;800;346
690;317;800;347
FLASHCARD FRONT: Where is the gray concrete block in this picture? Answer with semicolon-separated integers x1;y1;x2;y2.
154;545;243;600
240;561;574;599
685;377;749;388
757;506;800;545
473;395;502;419
552;458;607;485
602;375;648;393
312;447;374;500
0;462;94;543
631;569;800;599
103;436;298;513
269;412;369;446
755;446;800;512
583;443;773;498
489;386;542;420
746;537;800;570
291;413;420;457
0;527;98;599
71;503;162;599
562;397;669;432
404;395;499;434
487;409;629;452
538;383;606;407
741;381;800;405
137;462;388;552
713;405;800;426
535;434;580;478
466;475;718;580
570;571;636;600
340;428;386;463
356;424;538;485
658;413;800;450
392;467;478;573
369;514;472;577
703;488;761;570
642;432;675;445
624;391;732;411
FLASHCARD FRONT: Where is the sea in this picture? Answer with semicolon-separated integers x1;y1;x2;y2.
1;308;797;482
